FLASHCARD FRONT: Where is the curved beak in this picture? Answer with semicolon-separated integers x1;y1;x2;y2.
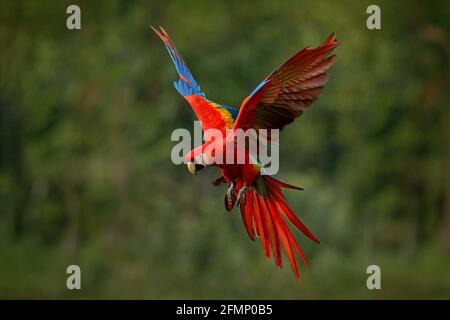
186;162;205;175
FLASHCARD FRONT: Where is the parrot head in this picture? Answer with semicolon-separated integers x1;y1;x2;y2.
184;140;222;175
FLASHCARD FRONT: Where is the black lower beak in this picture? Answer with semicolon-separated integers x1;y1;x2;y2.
195;164;205;172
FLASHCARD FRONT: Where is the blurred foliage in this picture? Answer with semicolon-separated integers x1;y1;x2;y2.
0;0;449;299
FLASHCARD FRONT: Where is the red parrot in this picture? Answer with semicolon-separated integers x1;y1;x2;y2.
152;26;339;279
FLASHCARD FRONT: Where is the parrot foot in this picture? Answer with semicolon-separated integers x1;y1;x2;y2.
236;186;250;207
226;182;238;204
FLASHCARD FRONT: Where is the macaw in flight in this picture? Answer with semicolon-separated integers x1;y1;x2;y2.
152;26;339;279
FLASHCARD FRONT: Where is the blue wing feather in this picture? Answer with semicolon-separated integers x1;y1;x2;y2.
153;26;238;127
152;26;204;97
220;104;239;120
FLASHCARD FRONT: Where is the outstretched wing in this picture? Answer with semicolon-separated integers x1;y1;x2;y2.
152;26;238;132
234;33;339;132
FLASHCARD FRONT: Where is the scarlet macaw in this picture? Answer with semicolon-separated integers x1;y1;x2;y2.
152;26;339;279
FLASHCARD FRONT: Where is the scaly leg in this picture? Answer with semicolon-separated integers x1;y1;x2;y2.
226;182;238;204
236;185;250;207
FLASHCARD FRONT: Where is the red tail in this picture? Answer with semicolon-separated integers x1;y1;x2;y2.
238;176;319;279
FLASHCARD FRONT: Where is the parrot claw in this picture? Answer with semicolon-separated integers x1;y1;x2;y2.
236;186;250;207
226;183;238;204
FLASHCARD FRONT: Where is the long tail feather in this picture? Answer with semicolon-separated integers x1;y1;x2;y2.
237;176;319;279
241;192;255;241
262;197;282;267
268;176;304;190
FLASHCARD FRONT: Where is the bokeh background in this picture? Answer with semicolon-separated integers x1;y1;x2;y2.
1;0;449;299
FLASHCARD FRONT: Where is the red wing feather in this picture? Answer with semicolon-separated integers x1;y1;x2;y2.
234;34;339;132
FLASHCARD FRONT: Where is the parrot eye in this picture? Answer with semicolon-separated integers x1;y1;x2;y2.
187;162;205;175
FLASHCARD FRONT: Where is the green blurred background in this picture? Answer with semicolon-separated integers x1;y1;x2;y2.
1;0;449;299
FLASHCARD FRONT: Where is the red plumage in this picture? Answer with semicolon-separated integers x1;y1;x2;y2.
153;26;339;280
229;176;319;279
